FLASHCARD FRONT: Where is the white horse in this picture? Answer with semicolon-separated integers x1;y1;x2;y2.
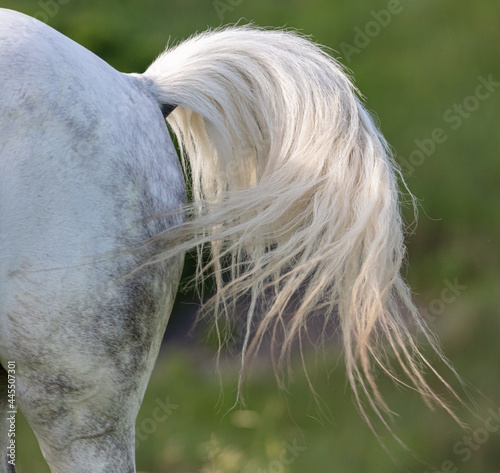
0;8;461;473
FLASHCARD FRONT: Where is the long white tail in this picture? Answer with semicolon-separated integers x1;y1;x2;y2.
142;26;462;426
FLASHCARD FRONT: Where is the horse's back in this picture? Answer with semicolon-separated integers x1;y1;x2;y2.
0;11;185;464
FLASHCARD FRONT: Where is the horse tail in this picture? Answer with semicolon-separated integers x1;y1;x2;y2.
141;26;463;427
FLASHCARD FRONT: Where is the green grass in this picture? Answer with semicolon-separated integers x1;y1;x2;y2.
3;0;500;471
15;322;500;473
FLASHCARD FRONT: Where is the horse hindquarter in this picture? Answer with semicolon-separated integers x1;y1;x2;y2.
0;9;185;472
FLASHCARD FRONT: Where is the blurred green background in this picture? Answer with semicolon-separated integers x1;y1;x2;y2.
1;0;499;471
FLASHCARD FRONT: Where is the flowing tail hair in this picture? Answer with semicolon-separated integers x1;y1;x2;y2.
141;26;464;430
